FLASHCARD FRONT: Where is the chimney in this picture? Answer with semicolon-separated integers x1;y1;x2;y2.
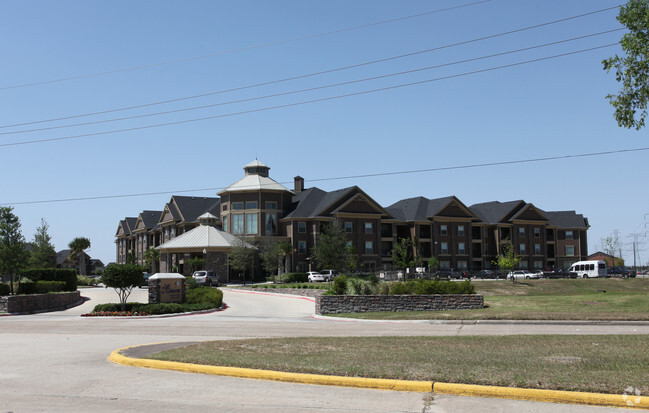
294;176;304;193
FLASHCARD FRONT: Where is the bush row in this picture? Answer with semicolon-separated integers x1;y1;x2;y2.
92;287;223;315
327;276;475;296
77;275;100;286
0;283;10;296
248;283;327;290
17;281;67;295
19;269;77;291
274;273;308;283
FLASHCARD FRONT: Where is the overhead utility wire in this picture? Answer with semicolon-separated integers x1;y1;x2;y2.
0;29;623;136
0;1;491;92
0;4;620;130
2;146;648;206
0;43;618;148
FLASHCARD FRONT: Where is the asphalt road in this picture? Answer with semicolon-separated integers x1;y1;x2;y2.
1;286;646;412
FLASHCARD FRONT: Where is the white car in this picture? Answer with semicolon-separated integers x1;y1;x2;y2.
307;271;326;282
507;270;540;280
192;270;220;287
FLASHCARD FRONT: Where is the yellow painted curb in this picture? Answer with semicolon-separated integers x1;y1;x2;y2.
434;382;649;410
109;345;432;392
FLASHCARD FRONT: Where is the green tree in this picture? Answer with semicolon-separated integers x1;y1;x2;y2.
278;241;294;275
427;256;440;273
29;218;57;268
0;207;29;295
313;223;348;272
259;239;282;282
345;242;359;273
143;247;160;273
188;256;205;273
229;238;256;284
392;237;414;280
601;231;624;267
493;239;519;282
602;0;649;130
101;263;144;310
68;237;91;276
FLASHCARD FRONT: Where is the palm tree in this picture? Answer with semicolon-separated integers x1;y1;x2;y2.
68;237;91;276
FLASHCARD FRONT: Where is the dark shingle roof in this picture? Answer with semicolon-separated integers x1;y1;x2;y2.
139;210;163;229
469;200;526;224
285;187;357;219
385;196;458;222
543;211;589;229
172;196;221;223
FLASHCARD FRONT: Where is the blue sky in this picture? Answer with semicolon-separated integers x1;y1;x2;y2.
1;0;647;266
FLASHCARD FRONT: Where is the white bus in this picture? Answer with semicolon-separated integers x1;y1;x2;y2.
568;260;607;278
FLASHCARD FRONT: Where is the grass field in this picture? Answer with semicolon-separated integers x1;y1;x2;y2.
147;335;649;394
327;278;649;320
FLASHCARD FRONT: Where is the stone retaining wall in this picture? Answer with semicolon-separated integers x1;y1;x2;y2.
316;294;483;314
237;287;325;298
0;291;82;314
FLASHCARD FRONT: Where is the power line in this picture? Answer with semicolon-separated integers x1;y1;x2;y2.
0;4;620;130
0;1;493;92
2;146;648;206
0;43;619;148
1;29;622;136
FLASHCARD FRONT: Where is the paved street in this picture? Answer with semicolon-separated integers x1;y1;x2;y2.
1;287;646;412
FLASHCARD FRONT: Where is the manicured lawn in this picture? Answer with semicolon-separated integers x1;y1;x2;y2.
327;278;649;320
147;335;649;394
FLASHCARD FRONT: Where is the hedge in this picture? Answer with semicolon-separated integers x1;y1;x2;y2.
19;268;77;291
17;281;67;295
0;283;10;296
327;277;476;296
91;286;223;315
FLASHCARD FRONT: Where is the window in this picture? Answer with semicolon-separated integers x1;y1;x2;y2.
297;241;307;254
519;261;529;269
365;241;373;254
245;201;258;209
364;222;373;234
265;213;277;234
363;262;376;272
222;204;228;211
457;261;468;269
458;242;466;255
419;225;431;238
566;245;575;256
534;244;541;255
534;261;543;270
232;202;244;210
565;230;574;240
534;228;541;238
298;222;306;233
440;225;448;235
519;243;526;254
440;261;450;268
441;242;449;255
232;214;244;235
345;222;353;233
223;216;228;232
458;225;465;236
519;227;526;237
265;201;278;209
245;214;258;234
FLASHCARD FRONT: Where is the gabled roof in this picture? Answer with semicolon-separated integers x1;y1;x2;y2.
469;200;527;224
284;186;386;219
509;203;549;222
156;224;250;251
543;210;589;229
56;249;90;265
135;210;163;232
170;196;221;223
116;217;138;237
385;196;468;222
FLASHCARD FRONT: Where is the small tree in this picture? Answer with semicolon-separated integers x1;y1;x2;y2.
601;231;624;267
392;237;414;280
68;237;91;276
101;263;143;310
278;241;294;275
229;238;256;284
29;218;56;268
0;207;29;295
345;242;359;273
259;239;282;282
493;239;519;282
188;256;205;273
313;223;348;272
427;256;440;274
143;247;160;273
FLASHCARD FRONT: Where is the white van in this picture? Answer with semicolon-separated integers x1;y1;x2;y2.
568;260;607;278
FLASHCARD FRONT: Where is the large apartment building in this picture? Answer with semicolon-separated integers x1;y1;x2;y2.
115;160;589;278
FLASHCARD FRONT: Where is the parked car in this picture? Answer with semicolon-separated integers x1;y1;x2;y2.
192;270;220;287
307;271;326;282
475;270;500;279
608;266;636;278
319;270;338;281
139;272;152;288
436;268;461;279
542;268;576;279
507;270;540;280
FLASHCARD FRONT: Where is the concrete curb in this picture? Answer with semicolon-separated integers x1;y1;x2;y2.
110;342;649;409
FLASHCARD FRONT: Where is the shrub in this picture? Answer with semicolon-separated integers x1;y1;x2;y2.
19;268;77;291
389;282;412;295
77;275;100;286
330;275;348;295
377;282;390;295
0;282;10;296
388;279;475;295
282;273;308;283
186;287;223;307
17;281;66;295
345;278;377;295
185;276;198;290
